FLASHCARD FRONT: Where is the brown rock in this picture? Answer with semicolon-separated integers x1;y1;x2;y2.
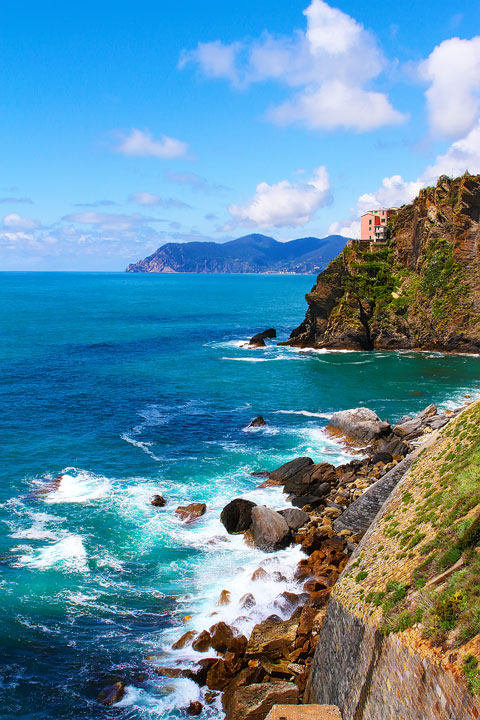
154;666;187;678
191;630;211;652
223;681;299;720
175;503;207;524
172;630;197;650
209;621;235;653
151;494;167;507
251;506;290;552
186;658;217;686
206;658;234;690
248;416;267;427
245;618;299;660
217;589;231;606
187;701;203;716
240;592;256;609
251;567;270;582
97;681;125;706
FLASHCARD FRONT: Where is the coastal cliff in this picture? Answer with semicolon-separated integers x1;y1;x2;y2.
287;173;480;352
306;399;480;719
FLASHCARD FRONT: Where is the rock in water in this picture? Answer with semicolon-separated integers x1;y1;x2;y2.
251;506;290;552
221;498;257;534
249;328;277;347
248;416;266;427
97;681;125;705
175;503;207;523
328;407;389;445
187;701;203;716
223;681;298;720
268;457;314;486
151;494;166;507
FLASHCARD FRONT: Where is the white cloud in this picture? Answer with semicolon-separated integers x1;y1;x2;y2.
357;175;424;213
3;213;39;230
328;218;360;238
129;192;191;209
115;129;188;159
420;36;480;138
229;166;331;228
269;80;404;131
180;0;405;132
423;120;480;183
62;212;165;232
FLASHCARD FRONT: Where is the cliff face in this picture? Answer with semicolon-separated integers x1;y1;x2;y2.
306;400;480;719
288;174;480;352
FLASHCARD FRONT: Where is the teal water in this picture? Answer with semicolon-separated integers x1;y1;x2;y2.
1;272;480;720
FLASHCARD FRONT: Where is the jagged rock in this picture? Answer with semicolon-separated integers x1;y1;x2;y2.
175;503;207;523
187;701;203;716
245;617;299;659
154;666;187;678
206;658;234;690
221;498;257;534
417;403;437;419
371;451;393;465
425;415;450;430
392;417;422;437
223;681;299;720
217;589;231;606
291;495;324;510
97;681;125;705
279;508;309;530
249;328;277;347
209;621;235;653
240;592;256;609
268;457;314;487
192;630;211;652
172;630;197;650
328;408;389;445
186;658;217;686
151;494;167;507
222;665;265;712
381;437;409;456
251;567;270;582
251;507;290;552
248;416;267;427
284;462;336;496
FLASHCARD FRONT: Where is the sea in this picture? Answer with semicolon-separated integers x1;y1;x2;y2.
1;271;480;720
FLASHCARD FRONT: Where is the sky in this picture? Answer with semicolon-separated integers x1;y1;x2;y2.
1;0;480;270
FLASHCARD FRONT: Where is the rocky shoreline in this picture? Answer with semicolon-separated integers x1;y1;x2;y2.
97;398;470;718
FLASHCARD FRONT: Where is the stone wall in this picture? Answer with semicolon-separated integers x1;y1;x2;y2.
305;599;480;720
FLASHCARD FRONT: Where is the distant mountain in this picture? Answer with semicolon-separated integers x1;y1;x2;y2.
125;233;349;274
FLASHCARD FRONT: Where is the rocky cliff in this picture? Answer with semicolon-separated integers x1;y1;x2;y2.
287;173;480;352
306;399;480;719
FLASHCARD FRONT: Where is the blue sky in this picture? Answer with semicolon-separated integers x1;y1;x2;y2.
1;0;480;270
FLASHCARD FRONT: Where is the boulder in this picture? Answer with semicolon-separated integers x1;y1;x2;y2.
97;681;125;706
248;416;267;427
245;617;299;659
392;417;422;437
371;451;393;465
268;457;314;487
417;403;437;419
192;630;211;652
223;681;298;720
175;503;207;524
217;589;231;606
251;507;290;552
284;462;336;496
328;408;389;445
186;658;217;686
172;630;197;650
380;437;409;457
187;701;203;716
209;621;235;653
251;567;270;582
249;328;277;347
306;481;330;498
151;494;167;507
425;415;450;430
222;665;266;711
240;592;256;609
206;658;234;690
221;498;257;534
278;508;309;530
290;495;324;510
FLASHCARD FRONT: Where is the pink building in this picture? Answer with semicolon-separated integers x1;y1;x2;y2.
360;208;396;242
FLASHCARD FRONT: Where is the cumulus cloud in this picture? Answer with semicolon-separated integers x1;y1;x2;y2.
328;218;360;238
357;175;424;213
420;36;480;138
423;120;480;183
115;128;188;159
229;166;331;228
3;213;39;230
129;192;191;209
180;0;405;132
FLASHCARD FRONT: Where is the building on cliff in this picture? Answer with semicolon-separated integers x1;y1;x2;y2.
360;208;397;243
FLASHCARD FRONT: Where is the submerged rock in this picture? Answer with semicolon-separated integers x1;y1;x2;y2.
175;503;207;523
221;498;257;534
97;681;125;706
251;506;290;552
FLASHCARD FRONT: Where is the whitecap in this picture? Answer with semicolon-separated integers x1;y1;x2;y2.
41;468;111;503
273;409;333;419
121;433;162;461
16;534;88;573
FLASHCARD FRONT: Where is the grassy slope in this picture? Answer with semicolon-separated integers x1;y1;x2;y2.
336;399;480;693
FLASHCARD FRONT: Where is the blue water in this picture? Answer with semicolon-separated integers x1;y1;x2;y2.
1;272;480;720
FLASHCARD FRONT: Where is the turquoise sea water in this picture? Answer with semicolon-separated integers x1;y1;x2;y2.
1;272;480;720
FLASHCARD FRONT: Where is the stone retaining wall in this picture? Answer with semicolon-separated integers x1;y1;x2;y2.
305;599;480;719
